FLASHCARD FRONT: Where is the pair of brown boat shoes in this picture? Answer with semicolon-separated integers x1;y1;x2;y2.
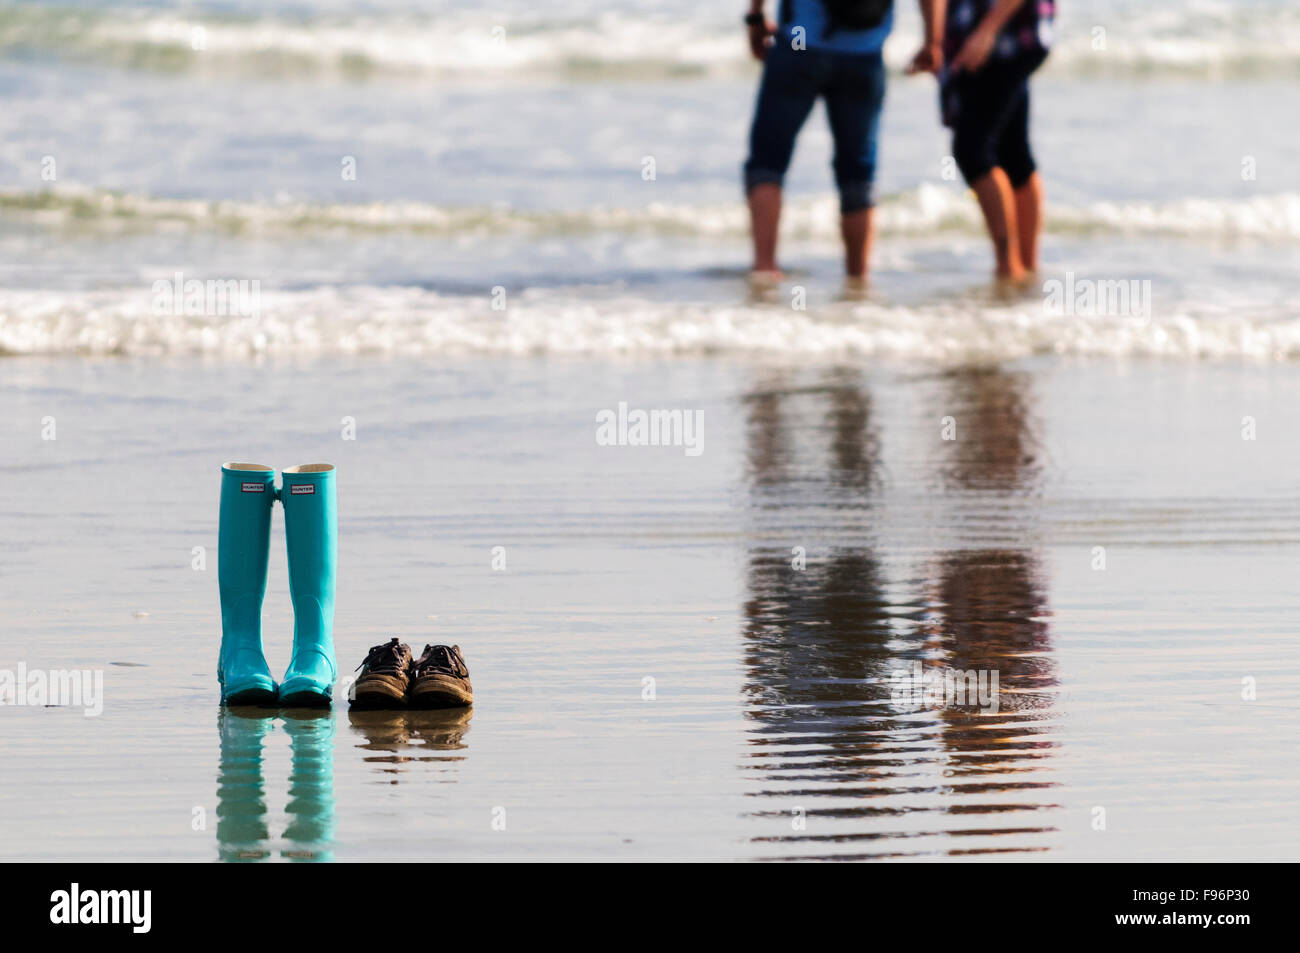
350;638;473;709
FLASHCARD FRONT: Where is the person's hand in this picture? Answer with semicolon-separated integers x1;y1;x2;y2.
907;41;944;74
747;19;776;61
950;22;998;72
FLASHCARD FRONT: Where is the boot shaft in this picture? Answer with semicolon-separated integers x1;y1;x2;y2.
280;464;339;701
218;463;275;635
280;463;337;639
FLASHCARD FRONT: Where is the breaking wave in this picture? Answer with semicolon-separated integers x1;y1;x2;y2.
5;3;1300;80
4;282;1300;361
6;185;1300;242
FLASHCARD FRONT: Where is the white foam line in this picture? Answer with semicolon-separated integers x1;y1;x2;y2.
5;186;1300;241
4;285;1300;361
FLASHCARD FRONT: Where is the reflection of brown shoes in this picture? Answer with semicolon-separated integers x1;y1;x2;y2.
409;644;473;709
350;638;413;710
346;709;411;752
408;707;473;750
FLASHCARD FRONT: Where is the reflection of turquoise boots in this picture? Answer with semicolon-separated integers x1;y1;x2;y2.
218;463;278;705
216;708;272;862
214;711;335;863
282;711;336;862
279;464;338;707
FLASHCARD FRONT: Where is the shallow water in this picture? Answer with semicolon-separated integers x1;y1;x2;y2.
3;1;1300;360
2;356;1297;861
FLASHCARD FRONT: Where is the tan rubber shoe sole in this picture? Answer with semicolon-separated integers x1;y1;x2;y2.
350;673;409;709
409;674;473;709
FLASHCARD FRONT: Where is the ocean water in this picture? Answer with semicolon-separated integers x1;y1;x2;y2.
3;1;1300;863
1;0;1299;359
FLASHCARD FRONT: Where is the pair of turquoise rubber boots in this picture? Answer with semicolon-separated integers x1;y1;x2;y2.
218;462;337;707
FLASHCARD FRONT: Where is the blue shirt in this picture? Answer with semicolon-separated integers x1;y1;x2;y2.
781;0;894;55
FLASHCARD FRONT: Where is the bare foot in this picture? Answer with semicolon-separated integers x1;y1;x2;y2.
747;269;782;304
841;275;870;300
991;274;1024;302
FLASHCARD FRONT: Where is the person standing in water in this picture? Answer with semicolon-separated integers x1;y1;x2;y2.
925;0;1056;281
743;0;945;285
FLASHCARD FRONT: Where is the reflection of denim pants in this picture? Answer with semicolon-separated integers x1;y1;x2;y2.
744;41;887;214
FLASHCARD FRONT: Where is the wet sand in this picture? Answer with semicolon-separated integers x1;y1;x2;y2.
1;355;1297;861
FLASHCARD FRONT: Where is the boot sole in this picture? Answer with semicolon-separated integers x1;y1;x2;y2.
279;689;333;709
222;686;278;707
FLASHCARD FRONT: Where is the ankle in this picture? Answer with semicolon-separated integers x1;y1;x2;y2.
992;238;1024;278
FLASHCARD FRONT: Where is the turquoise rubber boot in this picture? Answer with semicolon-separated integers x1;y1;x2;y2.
279;464;338;707
218;463;279;705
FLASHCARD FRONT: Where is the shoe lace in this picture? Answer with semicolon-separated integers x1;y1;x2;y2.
356;638;407;676
418;644;467;678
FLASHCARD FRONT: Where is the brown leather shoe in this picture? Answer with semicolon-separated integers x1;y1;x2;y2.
409;644;473;709
350;638;413;709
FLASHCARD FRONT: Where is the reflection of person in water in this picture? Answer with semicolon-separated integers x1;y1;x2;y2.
926;368;1051;686
738;365;1059;857
216;710;335;863
925;368;1058;853
741;368;895;764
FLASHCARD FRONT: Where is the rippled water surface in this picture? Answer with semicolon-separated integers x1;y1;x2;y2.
2;356;1297;861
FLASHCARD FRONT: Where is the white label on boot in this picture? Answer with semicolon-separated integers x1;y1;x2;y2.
241;482;265;493
289;484;315;495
